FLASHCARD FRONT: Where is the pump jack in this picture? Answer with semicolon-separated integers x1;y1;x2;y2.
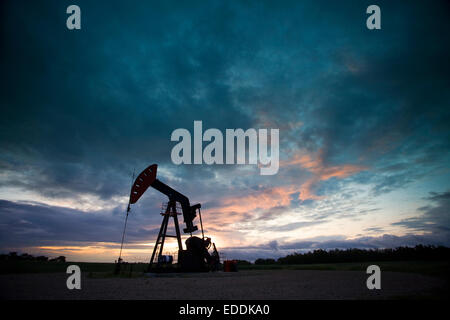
120;164;219;273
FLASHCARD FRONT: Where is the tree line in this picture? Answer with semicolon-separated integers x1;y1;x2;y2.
0;252;66;262
252;245;450;265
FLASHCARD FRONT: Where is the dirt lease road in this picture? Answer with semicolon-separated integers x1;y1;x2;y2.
0;270;445;300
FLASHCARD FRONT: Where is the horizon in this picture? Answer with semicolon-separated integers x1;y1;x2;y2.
2;243;447;264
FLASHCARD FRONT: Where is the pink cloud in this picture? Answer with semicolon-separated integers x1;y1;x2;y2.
207;150;367;220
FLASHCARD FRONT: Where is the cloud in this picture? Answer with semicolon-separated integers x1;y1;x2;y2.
1;0;449;205
282;149;367;200
364;227;385;233
0;199;160;250
271;220;328;232
0;0;449;260
392;191;450;238
1;196;448;262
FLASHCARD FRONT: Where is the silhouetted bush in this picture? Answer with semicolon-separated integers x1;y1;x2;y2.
0;252;65;262
255;258;277;265
49;256;66;263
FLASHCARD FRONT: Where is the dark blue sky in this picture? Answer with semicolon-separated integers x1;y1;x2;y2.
0;0;449;261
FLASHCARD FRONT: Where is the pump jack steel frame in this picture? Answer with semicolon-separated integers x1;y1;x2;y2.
147;200;183;272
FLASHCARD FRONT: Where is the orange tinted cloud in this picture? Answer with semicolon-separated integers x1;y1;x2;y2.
208;150;367;220
284;150;367;199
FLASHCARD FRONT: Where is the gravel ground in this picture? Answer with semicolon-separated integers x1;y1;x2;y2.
0;270;445;300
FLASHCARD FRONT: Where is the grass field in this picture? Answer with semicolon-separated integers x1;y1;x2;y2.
1;260;449;279
1;260;448;299
0;261;146;275
238;261;450;278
